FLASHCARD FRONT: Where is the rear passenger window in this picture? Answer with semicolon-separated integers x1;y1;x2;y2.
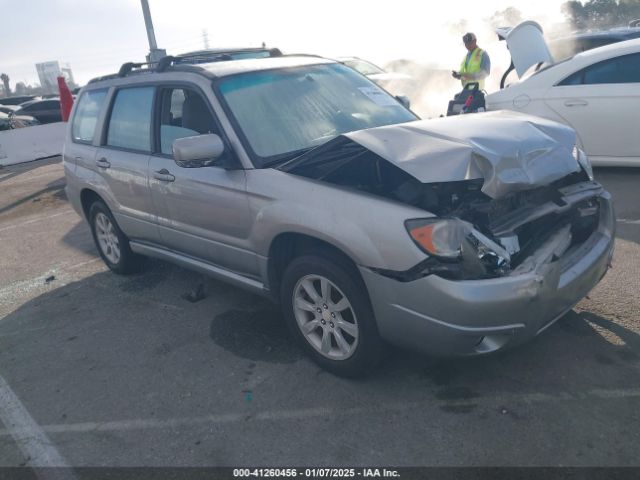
558;53;640;86
107;86;154;152
71;90;107;143
158;87;216;155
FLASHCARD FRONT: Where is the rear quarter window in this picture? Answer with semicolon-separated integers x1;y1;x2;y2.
71;90;107;143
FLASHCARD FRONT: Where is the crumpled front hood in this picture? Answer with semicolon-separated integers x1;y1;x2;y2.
343;110;580;199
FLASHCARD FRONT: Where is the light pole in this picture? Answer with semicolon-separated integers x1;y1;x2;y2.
0;74;10;97
140;0;166;64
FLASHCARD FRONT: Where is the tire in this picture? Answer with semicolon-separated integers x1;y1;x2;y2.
89;200;143;274
280;253;384;377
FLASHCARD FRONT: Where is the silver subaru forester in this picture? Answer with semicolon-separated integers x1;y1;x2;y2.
63;52;615;376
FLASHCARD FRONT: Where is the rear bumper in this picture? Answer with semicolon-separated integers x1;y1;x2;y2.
361;192;615;356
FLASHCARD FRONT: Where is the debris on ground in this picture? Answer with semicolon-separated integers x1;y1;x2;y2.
182;283;206;303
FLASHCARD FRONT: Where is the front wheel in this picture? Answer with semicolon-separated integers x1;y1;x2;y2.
280;254;384;377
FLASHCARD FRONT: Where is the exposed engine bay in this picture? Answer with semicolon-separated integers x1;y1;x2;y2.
280;137;601;280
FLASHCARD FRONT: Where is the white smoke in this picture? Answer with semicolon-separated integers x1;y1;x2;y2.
376;8;576;119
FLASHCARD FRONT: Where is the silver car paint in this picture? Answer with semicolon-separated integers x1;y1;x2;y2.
64;58;615;356
344;111;580;199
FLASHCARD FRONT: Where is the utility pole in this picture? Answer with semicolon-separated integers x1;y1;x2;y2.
140;0;166;64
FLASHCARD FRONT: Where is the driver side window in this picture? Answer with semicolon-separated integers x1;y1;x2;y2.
158;87;217;155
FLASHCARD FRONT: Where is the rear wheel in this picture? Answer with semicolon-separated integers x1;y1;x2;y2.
89;200;142;274
280;254;384;376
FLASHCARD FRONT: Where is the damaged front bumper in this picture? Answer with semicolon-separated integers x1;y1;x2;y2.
360;191;615;356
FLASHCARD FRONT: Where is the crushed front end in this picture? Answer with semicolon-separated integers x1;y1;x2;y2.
280;112;615;355
362;174;614;356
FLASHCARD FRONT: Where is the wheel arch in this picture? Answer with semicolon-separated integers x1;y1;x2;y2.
80;188;106;221
266;232;364;303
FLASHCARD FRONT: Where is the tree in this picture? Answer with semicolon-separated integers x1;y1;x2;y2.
487;7;524;28
562;0;640;30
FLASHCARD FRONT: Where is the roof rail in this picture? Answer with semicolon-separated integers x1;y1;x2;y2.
156;56;177;72
118;61;152;77
87;61;155;84
89;48;327;85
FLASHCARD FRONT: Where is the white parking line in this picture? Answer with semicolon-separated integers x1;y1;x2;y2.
617;218;640;225
0;374;72;469
1;387;639;437
0;209;76;233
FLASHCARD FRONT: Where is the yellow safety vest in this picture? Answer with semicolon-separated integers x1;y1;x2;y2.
459;47;485;89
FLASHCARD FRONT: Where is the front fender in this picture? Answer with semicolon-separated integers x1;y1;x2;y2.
245;169;431;271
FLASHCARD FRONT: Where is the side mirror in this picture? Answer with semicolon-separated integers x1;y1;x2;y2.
396;95;411;109
172;134;225;166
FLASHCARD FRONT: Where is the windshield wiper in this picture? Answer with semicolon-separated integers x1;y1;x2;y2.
262;147;314;168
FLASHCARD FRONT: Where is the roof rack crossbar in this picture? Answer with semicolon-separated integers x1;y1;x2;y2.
156;48;284;71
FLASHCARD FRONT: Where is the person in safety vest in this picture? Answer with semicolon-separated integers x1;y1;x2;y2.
451;32;491;89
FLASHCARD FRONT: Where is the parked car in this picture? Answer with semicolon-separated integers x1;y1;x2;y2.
64;53;614;376
0;104;18;115
0;112;11;131
338;56;416;99
487;21;640;167
549;25;640;61
0;95;39;106
10;114;41;129
0;111;40;130
12;98;62;124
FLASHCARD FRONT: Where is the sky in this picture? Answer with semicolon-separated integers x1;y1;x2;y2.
0;0;568;87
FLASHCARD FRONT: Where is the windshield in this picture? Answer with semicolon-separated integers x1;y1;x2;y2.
344;59;385;76
216;63;417;166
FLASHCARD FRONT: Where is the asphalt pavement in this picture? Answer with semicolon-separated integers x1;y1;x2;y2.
0;157;639;467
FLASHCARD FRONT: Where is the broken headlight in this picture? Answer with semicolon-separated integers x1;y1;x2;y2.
406;218;469;258
574;146;594;181
406;218;511;277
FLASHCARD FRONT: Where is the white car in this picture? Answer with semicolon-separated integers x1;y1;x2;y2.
486;21;640;167
338;57;416;98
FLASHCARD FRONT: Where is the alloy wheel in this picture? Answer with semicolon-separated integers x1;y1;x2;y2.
292;274;359;360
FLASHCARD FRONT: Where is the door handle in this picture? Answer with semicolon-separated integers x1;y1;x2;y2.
564;99;588;107
153;169;175;182
96;158;111;169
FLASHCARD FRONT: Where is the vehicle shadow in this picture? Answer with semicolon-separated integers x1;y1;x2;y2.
0;262;638;468
59;218;98;257
1;258;638;405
